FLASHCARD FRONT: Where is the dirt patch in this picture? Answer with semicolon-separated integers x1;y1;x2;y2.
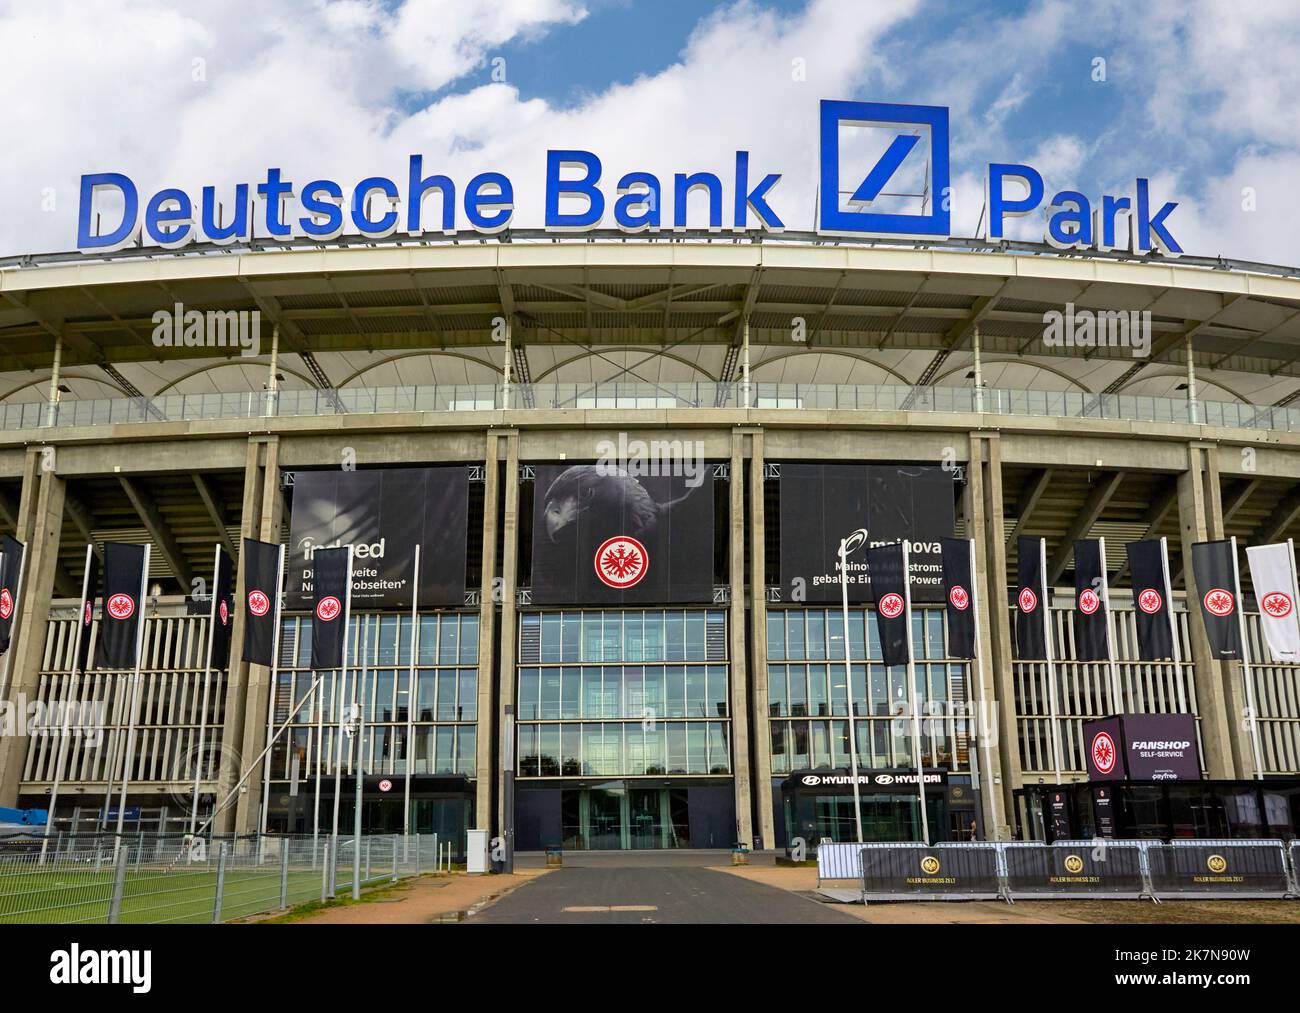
712;865;1300;924
255;870;551;925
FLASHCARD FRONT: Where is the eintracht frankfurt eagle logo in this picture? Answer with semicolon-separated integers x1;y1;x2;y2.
1138;588;1163;614
247;590;270;617
1091;731;1117;774
948;585;970;611
1018;587;1037;612
1078;588;1100;615
1202;588;1234;617
315;595;342;622
1262;592;1294;618
878;593;905;619
0;588;11;620
595;536;648;589
106;593;135;621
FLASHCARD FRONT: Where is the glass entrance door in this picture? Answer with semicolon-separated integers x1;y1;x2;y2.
629;788;667;848
586;788;625;849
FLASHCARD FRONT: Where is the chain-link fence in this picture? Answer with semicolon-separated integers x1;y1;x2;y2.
0;833;447;924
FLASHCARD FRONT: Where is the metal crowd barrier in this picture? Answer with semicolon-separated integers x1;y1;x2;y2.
816;841;868;882
999;840;1149;900
853;839;1300;904
1145;839;1294;901
859;842;1005;902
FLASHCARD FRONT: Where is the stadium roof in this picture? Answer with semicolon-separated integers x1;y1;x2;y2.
3;232;1300;410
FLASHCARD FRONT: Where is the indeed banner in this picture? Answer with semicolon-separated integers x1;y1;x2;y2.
287;466;468;609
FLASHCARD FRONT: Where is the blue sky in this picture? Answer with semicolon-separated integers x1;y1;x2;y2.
3;0;1298;262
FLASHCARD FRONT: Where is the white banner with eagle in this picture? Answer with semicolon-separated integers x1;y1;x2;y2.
1246;541;1300;663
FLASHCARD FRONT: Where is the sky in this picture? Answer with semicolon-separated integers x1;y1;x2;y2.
1;0;1299;263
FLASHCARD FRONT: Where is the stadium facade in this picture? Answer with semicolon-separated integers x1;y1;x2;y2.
4;219;1300;852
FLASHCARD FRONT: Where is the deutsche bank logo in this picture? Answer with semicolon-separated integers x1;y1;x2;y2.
818;99;950;239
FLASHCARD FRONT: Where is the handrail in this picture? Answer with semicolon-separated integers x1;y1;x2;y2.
2;382;1297;434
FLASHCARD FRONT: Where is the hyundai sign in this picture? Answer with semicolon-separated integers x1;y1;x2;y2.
75;100;1181;257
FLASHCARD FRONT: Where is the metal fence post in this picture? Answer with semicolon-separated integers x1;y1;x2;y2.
392;836;399;883
1137;840;1157;901
321;838;331;902
211;841;228;924
107;842;129;924
364;838;371;884
280;841;290;910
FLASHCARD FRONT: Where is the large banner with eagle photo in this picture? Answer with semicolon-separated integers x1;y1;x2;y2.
777;463;956;604
530;464;715;604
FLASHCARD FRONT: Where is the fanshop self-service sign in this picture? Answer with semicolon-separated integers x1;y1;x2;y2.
1084;714;1201;782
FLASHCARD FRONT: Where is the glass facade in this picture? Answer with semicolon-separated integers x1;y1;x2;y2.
265;611;479;835
516;610;731;779
766;607;972;774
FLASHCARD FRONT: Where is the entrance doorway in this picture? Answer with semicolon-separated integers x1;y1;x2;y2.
561;787;690;849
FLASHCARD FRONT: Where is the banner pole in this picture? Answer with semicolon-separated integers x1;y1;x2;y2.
352;618;368;899
1041;538;1063;784
1098;536;1123;711
259;544;286;835
404;546;420;840
329;546;355;861
0;539;28;700
1161;535;1185;695
838;534;864;844
966;538;1001;841
191;674;322;840
189;545;221;836
902;541;929;845
1230;537;1265;780
44;544;94;858
114;544;151;856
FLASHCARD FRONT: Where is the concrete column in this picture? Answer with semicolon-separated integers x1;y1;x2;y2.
1178;443;1238;778
234;438;284;833
215;437;275;833
972;433;1021;829
0;449;66;806
495;435;520;834
728;431;754;848
746;429;777;849
965;434;1010;839
475;433;502;832
1200;447;1255;774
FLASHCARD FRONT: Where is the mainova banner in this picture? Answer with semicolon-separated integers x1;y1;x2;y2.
778;463;955;603
530;464;715;605
288;467;468;608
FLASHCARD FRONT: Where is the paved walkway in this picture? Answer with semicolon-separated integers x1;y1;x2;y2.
468;865;861;924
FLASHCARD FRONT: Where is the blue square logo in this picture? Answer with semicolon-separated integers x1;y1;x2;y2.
818;100;950;239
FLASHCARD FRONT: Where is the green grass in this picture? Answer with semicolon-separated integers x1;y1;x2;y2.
0;862;369;925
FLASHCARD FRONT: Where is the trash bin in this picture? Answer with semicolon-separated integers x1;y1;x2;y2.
732;846;750;866
546;847;563;868
466;829;490;875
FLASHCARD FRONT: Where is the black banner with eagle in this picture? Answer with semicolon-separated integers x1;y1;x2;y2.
530;464;715;604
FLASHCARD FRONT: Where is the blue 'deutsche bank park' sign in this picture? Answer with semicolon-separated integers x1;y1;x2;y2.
75;99;1182;258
